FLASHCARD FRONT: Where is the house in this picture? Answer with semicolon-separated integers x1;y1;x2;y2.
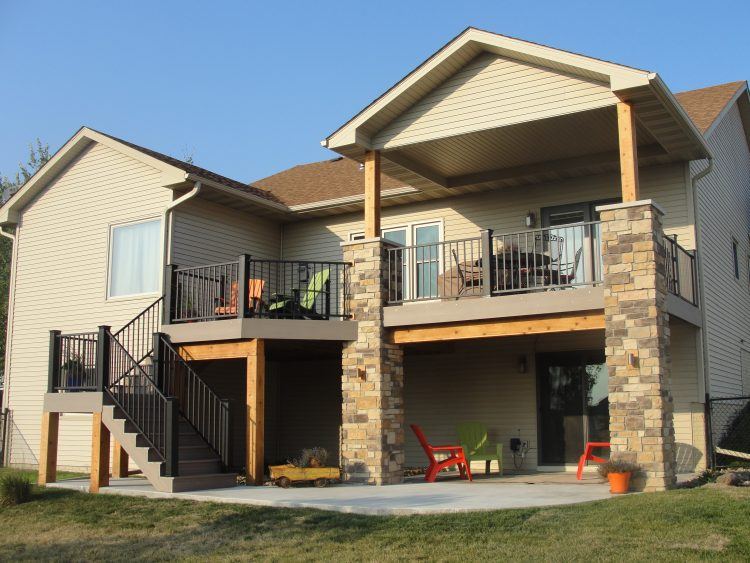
1;28;749;493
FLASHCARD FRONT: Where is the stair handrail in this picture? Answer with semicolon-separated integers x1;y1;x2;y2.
113;296;163;364
154;333;232;470
103;328;179;476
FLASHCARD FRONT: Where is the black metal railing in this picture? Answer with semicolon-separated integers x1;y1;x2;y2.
493;222;602;294
386;223;602;304
113;297;162;365
155;334;232;469
48;331;98;391
664;235;698;306
387;237;483;303
106;329;178;476
166;255;350;323
707;395;750;467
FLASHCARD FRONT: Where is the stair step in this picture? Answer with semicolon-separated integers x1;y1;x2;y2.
171;473;238;492
178;458;222;476
179;444;216;460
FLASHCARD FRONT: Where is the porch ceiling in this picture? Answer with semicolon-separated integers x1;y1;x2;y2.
325;28;709;200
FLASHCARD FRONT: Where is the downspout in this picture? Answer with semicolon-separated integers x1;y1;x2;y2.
689;155;714;464
0;226;16;413
162;181;202;267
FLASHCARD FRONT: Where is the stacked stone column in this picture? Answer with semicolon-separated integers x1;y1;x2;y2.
340;238;404;485
599;201;676;491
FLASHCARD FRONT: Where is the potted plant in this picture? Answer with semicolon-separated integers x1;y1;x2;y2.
598;459;640;494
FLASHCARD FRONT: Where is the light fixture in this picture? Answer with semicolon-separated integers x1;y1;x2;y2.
627;352;638;368
525;211;537;228
518;355;527;374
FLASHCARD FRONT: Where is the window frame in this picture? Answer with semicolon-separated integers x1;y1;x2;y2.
106;217;163;301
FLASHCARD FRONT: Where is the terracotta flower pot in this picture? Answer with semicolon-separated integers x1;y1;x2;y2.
607;471;631;494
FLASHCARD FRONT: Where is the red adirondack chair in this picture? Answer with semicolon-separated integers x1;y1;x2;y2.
410;424;473;483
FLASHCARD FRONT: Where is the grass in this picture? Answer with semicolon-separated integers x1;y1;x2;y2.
0;468;749;561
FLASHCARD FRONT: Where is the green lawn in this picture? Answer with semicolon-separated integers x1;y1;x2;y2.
1;468;749;561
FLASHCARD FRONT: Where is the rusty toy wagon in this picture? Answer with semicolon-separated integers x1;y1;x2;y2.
269;464;341;488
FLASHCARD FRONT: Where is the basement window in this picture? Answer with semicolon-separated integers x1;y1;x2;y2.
108;219;161;298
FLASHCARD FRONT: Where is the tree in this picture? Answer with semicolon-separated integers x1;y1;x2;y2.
0;140;51;387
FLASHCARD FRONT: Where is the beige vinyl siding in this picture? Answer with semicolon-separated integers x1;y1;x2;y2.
693;103;750;397
670;318;707;472
404;330;604;471
5;142;172;470
170;198;281;266
283;163;694;262
373;52;617;150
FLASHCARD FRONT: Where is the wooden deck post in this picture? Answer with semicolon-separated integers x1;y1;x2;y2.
364;150;381;238
246;338;265;485
617;101;640;202
90;412;110;493
112;440;129;478
38;411;59;486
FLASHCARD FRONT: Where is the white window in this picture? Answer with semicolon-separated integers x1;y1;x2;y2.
108;219;161;298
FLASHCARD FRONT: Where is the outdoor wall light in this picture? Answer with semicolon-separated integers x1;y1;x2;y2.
627;352;638;368
518;355;527;374
525;211;537;228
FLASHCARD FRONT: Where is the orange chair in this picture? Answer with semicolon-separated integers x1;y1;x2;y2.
215;279;265;316
576;441;610;479
411;424;473;483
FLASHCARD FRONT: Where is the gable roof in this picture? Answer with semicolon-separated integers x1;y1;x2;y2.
675;81;747;134
91;129;280;203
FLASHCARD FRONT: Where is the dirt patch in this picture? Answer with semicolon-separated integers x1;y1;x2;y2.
671;533;730;552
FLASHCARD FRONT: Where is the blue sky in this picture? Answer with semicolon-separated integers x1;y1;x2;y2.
1;0;748;183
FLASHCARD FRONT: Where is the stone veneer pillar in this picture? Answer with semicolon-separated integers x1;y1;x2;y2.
599;200;676;491
340;238;404;485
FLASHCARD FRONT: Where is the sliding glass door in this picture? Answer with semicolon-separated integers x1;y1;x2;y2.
536;351;608;465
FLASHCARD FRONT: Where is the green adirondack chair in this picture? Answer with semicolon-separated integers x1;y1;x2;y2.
268;268;331;319
457;422;503;475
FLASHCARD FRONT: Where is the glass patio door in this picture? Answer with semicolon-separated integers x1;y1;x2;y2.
536;351;608;465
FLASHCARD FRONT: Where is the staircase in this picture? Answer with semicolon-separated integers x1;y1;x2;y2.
50;297;236;492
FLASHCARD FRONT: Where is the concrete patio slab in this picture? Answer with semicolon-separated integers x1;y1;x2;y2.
48;473;614;515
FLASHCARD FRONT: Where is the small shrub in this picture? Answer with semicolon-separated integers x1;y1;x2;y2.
0;472;32;506
290;447;329;468
597;459;640;478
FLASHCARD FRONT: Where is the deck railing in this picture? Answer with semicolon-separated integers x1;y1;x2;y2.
386;223;602;304
663;235;698;306
156;334;232;470
165;255;350;323
48;331;99;391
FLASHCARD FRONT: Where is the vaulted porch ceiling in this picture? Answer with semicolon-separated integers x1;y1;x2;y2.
324;28;710;199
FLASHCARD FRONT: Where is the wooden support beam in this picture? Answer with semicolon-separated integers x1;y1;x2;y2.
38;412;59;486
90;412;110;493
617;101;640;202
390;311;605;344
246;339;265;485
179;340;257;361
364;150;381;238
112;440;129;478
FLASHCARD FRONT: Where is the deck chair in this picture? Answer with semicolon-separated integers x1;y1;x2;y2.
558;247;584;285
214;279;265;316
457;422;503;475
268;268;330;319
410;424;472;483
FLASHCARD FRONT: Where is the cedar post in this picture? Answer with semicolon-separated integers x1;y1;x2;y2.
364;151;381;238
112;440;129;478
90;412;110;493
246;338;265;485
38;411;59;485
617;101;640;202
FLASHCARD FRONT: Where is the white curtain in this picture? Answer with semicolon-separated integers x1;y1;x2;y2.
109;219;161;297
